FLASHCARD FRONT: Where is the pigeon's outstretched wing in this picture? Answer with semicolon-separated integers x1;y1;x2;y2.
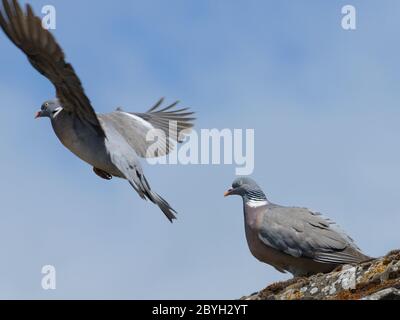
0;0;105;137
258;205;370;265
101;98;195;158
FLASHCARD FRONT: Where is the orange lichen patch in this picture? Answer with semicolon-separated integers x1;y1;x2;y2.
331;278;400;300
361;261;388;283
383;251;400;265
286;278;310;291
373;262;386;274
331;290;360;300
360;252;400;284
258;277;309;299
243;251;400;301
284;290;303;300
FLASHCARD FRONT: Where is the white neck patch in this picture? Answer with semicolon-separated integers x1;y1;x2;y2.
246;199;268;208
52;107;63;118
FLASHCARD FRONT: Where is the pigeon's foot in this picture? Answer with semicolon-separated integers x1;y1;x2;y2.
93;167;112;180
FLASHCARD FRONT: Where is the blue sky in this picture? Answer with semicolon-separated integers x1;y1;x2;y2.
0;0;399;299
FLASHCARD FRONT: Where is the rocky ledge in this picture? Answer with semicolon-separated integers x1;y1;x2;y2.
242;250;400;300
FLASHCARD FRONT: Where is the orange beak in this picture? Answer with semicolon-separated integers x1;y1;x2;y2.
224;189;233;197
35;111;41;119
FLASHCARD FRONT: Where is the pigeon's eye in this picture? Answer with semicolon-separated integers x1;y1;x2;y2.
232;181;240;188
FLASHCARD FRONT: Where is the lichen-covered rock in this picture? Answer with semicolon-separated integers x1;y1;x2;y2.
242;250;400;300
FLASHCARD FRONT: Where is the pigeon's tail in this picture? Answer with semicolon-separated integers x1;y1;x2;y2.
148;191;177;223
129;175;177;223
351;249;375;264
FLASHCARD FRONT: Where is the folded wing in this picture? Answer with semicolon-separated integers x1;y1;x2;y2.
258;206;369;265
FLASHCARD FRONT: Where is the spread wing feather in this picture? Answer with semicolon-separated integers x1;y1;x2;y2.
100;98;195;158
0;0;105;137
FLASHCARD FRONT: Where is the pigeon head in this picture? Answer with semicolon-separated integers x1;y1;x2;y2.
35;99;63;119
224;177;267;202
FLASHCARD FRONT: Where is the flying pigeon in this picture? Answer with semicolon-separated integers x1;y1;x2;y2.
224;177;371;277
0;0;195;222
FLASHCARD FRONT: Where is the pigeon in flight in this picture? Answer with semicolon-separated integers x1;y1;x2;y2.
224;177;371;277
0;0;195;222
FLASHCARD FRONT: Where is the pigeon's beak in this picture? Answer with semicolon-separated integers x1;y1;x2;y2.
224;189;233;197
35;111;42;119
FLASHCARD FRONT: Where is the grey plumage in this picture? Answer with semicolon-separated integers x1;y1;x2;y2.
225;177;371;277
0;0;195;222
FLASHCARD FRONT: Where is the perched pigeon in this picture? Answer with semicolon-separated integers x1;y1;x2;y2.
224;177;371;277
0;0;195;222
